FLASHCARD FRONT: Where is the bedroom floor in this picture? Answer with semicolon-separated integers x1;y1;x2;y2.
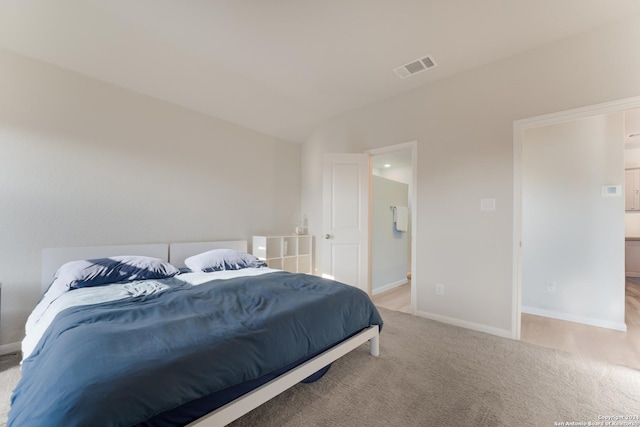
372;279;640;371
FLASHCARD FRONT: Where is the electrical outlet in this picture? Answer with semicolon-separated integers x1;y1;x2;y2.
435;283;445;296
547;282;557;293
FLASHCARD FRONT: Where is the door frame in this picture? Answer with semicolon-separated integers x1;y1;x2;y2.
367;141;418;314
512;96;640;340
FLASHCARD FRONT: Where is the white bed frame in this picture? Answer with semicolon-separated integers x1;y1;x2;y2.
41;240;380;427
188;325;379;426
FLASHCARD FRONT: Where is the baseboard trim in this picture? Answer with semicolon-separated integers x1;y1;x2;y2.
521;306;627;332
414;310;512;339
372;279;408;296
0;342;21;356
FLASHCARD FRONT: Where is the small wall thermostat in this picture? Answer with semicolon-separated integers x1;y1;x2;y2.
601;185;621;197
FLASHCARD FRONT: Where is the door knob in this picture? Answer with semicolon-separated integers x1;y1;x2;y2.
324;234;332;239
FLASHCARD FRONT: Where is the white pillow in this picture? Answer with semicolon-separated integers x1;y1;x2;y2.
184;249;266;272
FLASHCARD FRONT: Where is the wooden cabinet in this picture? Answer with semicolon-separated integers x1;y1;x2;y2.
625;169;640;211
626;240;640;277
252;235;312;274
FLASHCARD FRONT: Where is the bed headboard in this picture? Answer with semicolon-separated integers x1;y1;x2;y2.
169;241;247;268
40;240;249;291
41;244;169;292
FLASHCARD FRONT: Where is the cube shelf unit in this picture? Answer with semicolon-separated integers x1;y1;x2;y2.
252;235;312;274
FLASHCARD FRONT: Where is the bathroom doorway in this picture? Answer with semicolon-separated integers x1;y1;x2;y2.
369;142;416;314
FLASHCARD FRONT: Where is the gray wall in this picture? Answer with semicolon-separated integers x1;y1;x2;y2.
372;176;409;294
0;48;301;348
522;113;625;330
301;13;640;337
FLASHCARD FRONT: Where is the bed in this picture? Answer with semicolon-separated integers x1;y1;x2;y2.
9;241;383;427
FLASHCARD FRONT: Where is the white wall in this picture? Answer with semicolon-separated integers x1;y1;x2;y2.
521;114;625;330
625;108;640;144
373;166;412;185
372;176;409;294
301;13;640;337
625;148;640;168
0;49;301;348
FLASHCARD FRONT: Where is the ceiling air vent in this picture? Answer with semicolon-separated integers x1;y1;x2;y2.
393;55;438;79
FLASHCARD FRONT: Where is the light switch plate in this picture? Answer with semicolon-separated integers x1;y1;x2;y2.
480;198;496;211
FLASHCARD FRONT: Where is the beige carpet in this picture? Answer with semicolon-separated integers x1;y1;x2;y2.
2;308;639;426
0;352;20;427
229;309;640;426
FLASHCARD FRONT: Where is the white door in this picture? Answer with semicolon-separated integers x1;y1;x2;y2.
322;153;369;293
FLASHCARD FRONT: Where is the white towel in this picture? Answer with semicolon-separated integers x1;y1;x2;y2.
394;206;409;232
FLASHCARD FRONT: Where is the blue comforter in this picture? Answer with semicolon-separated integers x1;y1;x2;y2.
9;271;382;426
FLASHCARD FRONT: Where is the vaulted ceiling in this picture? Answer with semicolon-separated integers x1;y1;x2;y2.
2;1;639;143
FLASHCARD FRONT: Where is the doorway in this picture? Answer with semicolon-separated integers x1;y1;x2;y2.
368;142;417;314
513;97;640;369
